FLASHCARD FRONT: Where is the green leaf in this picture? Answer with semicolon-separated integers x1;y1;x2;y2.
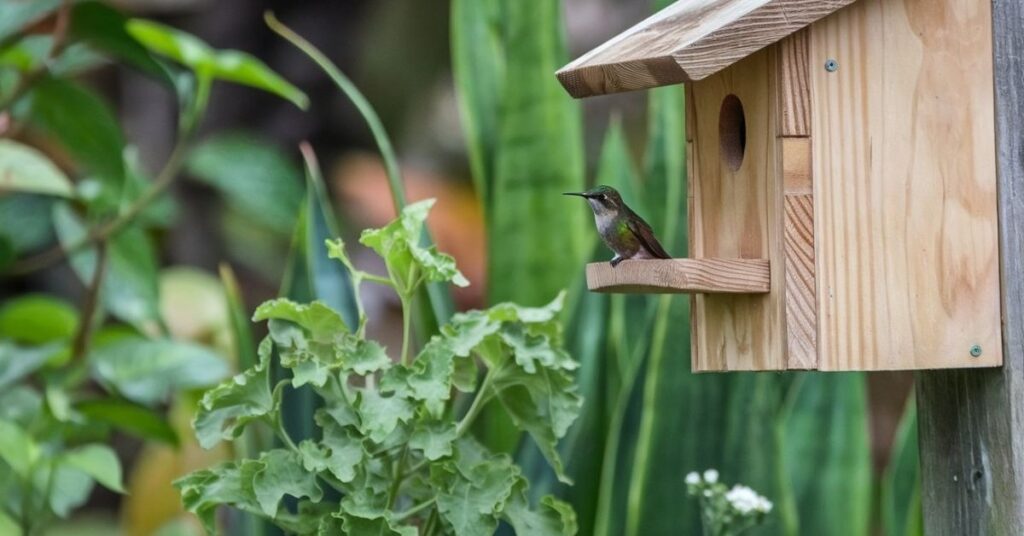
126;19;308;109
77;398;179;446
0;35;104;75
62;444;125;493
502;479;578;536
252;449;323;517
90;335;229;406
29;78;126;206
0;294;78;344
434;441;519;536
53;204;161;331
492;365;581;484
360;199;469;293
882;396;922;536
0;194;56;254
335;504;416;536
409;420;456;461
0;419;38;477
0;341;62;390
0;386;43;426
0;139;75;197
70;1;172;84
0;0;61;41
319;419;364;483
357;389;415;444
176;460;263;534
193;337;275;449
381;338;454;417
253;298;348;338
451;0;504;209
186;133;304;235
41;460;95;518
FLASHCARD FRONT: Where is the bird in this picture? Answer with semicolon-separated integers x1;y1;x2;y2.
564;185;671;267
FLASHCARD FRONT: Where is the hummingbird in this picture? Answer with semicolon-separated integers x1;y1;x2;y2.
564;185;671;267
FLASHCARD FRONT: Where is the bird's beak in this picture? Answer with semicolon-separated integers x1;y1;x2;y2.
563;192;588;198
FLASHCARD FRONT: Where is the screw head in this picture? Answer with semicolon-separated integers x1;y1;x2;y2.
825;59;839;72
970;345;983;358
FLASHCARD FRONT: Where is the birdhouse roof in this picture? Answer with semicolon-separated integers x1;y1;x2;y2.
557;0;857;98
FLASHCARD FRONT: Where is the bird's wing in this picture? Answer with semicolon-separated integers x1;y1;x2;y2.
626;211;672;259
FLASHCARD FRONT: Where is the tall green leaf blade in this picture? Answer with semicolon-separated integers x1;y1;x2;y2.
451;0;504;209
488;0;585;308
779;373;872;536
882;395;923;536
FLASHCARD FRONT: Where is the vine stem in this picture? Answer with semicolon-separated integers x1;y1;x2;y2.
70;240;108;362
393;497;435;523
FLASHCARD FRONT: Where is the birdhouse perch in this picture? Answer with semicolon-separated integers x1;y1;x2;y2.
559;0;1002;373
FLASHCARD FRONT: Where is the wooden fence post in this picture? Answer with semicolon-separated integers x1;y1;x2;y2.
916;0;1024;533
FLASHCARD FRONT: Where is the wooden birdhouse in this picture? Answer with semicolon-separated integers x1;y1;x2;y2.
558;0;1002;372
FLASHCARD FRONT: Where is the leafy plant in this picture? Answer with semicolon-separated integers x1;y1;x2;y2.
0;2;308;532
176;201;581;535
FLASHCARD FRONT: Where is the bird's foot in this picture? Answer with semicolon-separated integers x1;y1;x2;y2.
610;255;624;267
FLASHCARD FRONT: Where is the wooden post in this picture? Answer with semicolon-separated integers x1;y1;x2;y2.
915;0;1024;532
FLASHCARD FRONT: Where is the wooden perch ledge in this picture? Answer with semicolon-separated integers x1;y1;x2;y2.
586;258;770;294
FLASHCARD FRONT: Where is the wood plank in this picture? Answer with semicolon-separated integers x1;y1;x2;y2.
586;258;771;294
781;137;811;193
809;0;1001;370
689;48;785;372
916;0;1024;531
783;193;816;369
557;0;857;98
776;29;811;136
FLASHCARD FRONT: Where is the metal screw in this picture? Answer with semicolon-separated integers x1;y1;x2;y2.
825;59;839;72
970;345;983;358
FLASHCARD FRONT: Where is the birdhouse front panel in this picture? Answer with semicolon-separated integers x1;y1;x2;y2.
559;0;1003;372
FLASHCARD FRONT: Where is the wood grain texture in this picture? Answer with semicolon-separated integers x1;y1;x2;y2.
776;29;811;136
586;258;770;294
916;0;1024;531
689;48;785;372
809;0;1001;370
783;193;816;369
781;137;811;193
557;0;857;98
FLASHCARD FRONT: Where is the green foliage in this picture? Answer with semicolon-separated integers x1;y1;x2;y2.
177;202;580;535
0;2;309;531
882;397;923;536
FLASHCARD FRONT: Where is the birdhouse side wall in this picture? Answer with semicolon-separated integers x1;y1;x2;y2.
808;0;1002;370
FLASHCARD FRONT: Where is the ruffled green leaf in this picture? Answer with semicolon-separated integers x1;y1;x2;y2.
252;449;323;517
357;389;415;444
359;199;469;293
176;460;263;534
254;298;348;338
193;337;275;449
409;420;457;461
434;440;519;536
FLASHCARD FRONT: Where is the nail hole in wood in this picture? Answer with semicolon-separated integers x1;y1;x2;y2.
719;94;746;171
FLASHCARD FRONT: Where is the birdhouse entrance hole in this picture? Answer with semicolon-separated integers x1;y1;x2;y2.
719;94;746;171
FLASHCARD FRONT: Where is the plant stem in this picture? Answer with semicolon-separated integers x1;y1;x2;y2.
455;367;496;437
70;240;107;362
386;446;408;509
399;295;412;366
394;498;435;523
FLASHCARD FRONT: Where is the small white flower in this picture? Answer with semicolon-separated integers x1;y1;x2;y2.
725;485;763;514
703;489;713;498
703;469;719;484
686;472;701;485
757;497;773;513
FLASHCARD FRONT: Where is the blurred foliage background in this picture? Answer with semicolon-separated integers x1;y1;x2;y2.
0;0;921;534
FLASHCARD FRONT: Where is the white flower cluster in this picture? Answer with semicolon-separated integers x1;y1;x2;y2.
685;469;719;485
725;485;773;514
